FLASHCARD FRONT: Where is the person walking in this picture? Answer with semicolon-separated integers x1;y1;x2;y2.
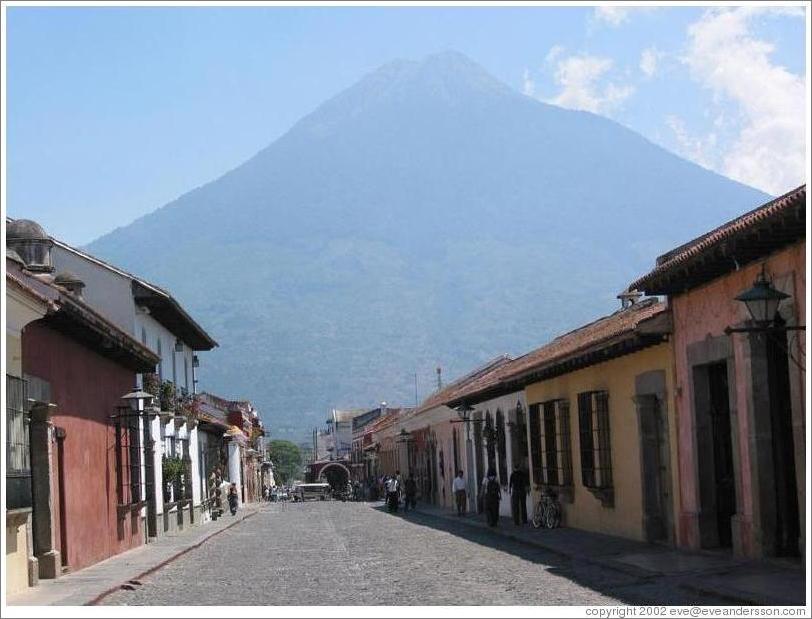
483;468;501;527
385;474;400;512
509;464;529;525
227;483;239;516
404;474;417;512
452;470;467;516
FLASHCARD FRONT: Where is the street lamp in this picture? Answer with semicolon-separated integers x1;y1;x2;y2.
121;388;155;413
734;268;790;328
725;267;804;334
451;403;475;424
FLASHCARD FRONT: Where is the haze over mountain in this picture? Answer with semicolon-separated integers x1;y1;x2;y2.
87;51;769;439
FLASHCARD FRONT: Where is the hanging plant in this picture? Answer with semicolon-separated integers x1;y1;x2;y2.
159;380;176;412
162;455;185;483
178;393;200;423
143;372;160;399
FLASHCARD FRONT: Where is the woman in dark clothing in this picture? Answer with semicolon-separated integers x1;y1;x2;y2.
483;468;501;527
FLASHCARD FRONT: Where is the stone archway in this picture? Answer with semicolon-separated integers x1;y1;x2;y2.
318;462;351;491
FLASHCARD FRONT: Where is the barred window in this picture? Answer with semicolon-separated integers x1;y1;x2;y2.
577;391;612;490
495;409;508;485
6;375;30;475
528;403;542;486
115;418;142;505
540;399;573;487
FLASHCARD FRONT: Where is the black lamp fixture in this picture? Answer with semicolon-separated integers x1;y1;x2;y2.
726;266;803;334
396;428;413;443
735;267;790;327
451;403;475;424
174;338;184;353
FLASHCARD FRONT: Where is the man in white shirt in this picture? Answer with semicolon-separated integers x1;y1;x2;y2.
452;470;467;516
385;473;400;512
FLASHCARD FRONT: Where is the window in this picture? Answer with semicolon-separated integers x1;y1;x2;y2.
115;416;142;505
6;375;29;476
157;338;163;380
528;404;542;486
184;357;189;392
496;409;508;485
141;326;147;346
539;399;573;487
578;391;612;490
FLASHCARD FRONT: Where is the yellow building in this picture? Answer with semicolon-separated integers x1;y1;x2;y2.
447;298;678;544
5;250;49;596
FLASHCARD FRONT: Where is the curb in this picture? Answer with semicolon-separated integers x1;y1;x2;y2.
86;508;260;606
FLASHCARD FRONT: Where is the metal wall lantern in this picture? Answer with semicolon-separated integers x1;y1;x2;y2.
726;266;804;335
396;428;413;443
451;403;475;424
735;268;790;327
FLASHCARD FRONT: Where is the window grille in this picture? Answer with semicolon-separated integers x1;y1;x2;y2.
496;409;508;485
577;391;612;490
115;417;142;505
528;403;542;486
6;375;30;475
539;399;573;487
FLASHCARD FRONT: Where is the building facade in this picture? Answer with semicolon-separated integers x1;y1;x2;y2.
630;185;806;559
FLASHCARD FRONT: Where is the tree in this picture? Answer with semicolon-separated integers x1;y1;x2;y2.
267;440;303;484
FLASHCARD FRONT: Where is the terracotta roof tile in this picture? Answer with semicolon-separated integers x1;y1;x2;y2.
629;185;806;293
444;299;668;406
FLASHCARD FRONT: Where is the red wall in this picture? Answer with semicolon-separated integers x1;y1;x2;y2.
22;321;144;572
671;242;806;556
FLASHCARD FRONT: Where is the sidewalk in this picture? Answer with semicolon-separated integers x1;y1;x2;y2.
410;503;805;606
7;503;265;606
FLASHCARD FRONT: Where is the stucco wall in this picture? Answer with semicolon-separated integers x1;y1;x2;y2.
22;321;143;572
670;242;805;556
51;245;137;333
5;514;30;595
524;342;676;542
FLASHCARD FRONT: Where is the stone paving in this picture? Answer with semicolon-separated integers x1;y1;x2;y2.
102;501;736;606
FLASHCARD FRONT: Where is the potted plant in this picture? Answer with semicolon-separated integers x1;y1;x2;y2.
159;380;176;414
143;372;160;399
162;455;185;502
178;393;200;428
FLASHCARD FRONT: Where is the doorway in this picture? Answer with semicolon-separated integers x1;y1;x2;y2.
637;392;672;543
765;327;800;556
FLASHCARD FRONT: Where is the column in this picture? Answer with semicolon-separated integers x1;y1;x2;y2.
227;440;242;507
29;402;60;579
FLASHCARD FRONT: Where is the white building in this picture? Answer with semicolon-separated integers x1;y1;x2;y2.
50;238;218;537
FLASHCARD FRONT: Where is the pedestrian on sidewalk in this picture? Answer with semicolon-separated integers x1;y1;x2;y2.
404;474;417;512
227;483;239;516
452;470;467;516
508;464;528;525
484;468;501;527
385;474;400;512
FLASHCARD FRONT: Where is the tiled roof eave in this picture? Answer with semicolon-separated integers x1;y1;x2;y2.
629;185;806;295
446;329;669;408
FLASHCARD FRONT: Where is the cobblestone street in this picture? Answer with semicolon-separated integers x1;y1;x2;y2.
103;502;733;606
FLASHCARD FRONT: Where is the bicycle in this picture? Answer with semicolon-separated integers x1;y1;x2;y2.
532;487;561;529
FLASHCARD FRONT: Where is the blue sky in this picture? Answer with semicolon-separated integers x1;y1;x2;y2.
5;5;808;245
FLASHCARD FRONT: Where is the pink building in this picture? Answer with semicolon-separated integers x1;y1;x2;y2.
630;185;806;559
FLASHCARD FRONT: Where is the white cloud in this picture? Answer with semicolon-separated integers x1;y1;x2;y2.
682;7;806;194
522;69;535;96
545;45;565;65
639;47;660;78
666;115;718;170
594;7;631;27
545;54;634;115
593;6;656;27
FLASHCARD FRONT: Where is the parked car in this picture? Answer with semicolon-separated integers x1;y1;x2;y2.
293;482;331;502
